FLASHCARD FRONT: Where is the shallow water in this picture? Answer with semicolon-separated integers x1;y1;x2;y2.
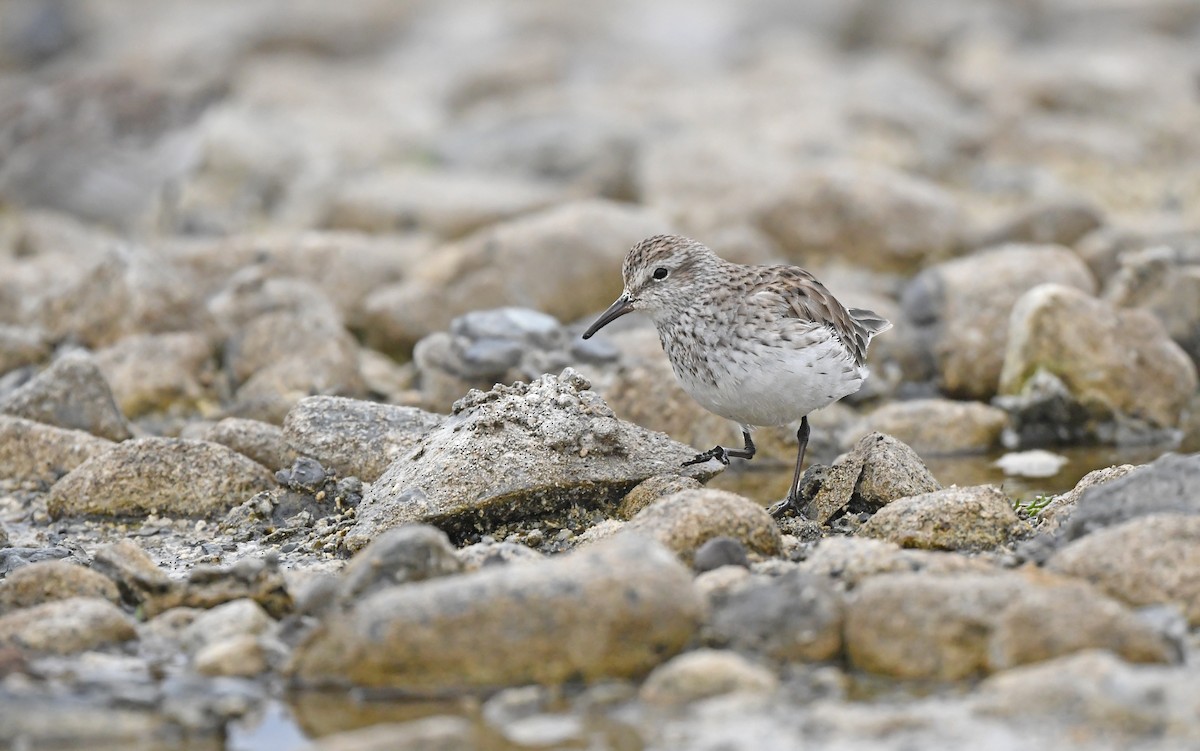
707;443;1174;508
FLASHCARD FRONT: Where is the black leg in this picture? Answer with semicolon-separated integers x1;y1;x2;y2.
683;430;756;467
785;416;810;506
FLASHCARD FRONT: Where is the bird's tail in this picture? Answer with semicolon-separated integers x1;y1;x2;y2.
848;308;892;340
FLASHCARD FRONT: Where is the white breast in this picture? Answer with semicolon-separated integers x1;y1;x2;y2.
671;332;866;429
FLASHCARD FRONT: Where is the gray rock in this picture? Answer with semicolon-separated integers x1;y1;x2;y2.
0;415;114;484
639;649;778;706
1105;245;1200;367
797;433;941;525
225;309;367;424
998;284;1197;442
706;571;843;663
0;324;49;375
46;438;275;519
902;244;1095;400
844;572;1173;680
976;650;1200;735
0;596;137;654
858;399;1007;455
457;540;545;570
323;167;562;238
1055;454;1200;542
345;370;718;550
360;200;671;352
288;534;703;691
693;536;750;572
1034;463;1141;534
338;525;464;603
971;199;1103;249
0;559;120;613
1047;514;1200;625
451;307;564;349
192;417;297;471
283;395;444;483
92;332;215;418
90;539;174;608
623;489;781;565
0;350;131;441
757;161;967;274
436;111;640;199
797;537;997;588
180;598;273;655
25;244;202;348
193;633;272;678
860;485;1029;551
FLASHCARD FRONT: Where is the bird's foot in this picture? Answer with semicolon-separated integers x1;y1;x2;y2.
768;494;803;519
682;445;730;467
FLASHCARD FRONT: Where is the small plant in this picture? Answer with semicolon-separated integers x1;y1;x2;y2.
1013;494;1053;517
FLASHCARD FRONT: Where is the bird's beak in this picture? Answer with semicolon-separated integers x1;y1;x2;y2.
581;294;634;339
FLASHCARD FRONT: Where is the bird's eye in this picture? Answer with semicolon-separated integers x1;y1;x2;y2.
652;267;669;280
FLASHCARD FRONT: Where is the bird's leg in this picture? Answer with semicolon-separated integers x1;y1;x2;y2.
682;430;755;467
783;416;810;511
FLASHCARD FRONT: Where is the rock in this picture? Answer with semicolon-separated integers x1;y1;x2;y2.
303;716;476;751
0;560;120;613
693;537;750;573
193;634;271;678
0;415;114;484
860;485;1028;551
337;525;464;603
618;475;703;520
46;438;276;519
1055;454;1200;542
345;370;718;550
623;489;781;565
0;324;49;375
165;231;422;331
323;167;562;238
993;449;1068;479
797;537;997;588
858;399;1007;455
844;572;1173;680
706;571;843;662
797;433;941;525
976;650;1200;734
90;539;173;607
457;541;544;570
225;309;367;424
92;332;215;418
0;597;136;654
1047;514;1200;625
360;200;670;353
902;244;1095;400
971;199;1103;249
1105;245;1200;366
756;161;967;274
168;555;293;619
998;284;1197;441
436;111;640;200
288;535;703;691
282;396;443;483
0;350;131;441
24;245;202;348
1035;463;1141;534
180;599;273;654
191;417;297;471
639;649;778;706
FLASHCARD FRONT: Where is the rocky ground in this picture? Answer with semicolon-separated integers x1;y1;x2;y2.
2;0;1200;749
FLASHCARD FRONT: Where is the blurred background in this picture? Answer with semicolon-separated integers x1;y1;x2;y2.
2;0;1200;490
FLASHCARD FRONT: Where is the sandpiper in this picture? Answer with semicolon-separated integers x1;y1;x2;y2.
582;234;891;515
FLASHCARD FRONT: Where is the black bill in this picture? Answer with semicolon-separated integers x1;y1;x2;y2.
581;294;634;339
